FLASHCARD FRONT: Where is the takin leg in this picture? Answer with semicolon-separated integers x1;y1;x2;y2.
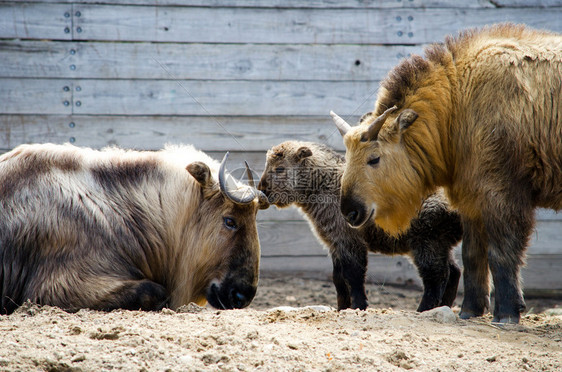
331;256;352;310
440;258;461;308
484;212;531;324
410;242;451;312
331;243;368;310
459;218;490;319
94;279;169;312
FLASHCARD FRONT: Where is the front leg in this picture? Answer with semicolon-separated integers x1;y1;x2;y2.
331;241;368;310
341;242;369;310
94;279;169;312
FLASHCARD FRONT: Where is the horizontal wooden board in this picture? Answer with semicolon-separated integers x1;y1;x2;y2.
12;0;497;9
17;1;562;9
2;3;560;45
0;115;347;152
0;40;422;81
0;78;379;116
69;6;562;44
0;79;73;115
258;220;561;257
70;79;378;116
0;3;72;40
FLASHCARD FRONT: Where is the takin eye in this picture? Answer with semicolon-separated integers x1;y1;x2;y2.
223;217;238;231
367;157;380;166
274;166;285;174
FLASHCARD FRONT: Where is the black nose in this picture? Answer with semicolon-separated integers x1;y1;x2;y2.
341;194;367;227
229;287;255;309
230;289;248;309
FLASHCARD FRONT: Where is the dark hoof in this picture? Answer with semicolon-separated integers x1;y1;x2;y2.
492;315;520;324
352;304;368;311
459;310;482;319
417;298;440;312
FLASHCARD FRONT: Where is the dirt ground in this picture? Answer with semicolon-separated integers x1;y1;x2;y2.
0;274;560;372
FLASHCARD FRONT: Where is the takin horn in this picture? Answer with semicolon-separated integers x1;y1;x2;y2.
363;105;398;141
245;161;270;210
330;111;352;136
219;152;256;205
218;153;269;209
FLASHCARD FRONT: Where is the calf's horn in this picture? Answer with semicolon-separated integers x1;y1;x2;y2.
330;111;352;136
245;161;270;210
244;161;256;188
219;152;256;204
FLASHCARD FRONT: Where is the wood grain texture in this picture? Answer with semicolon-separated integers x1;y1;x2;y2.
69;79;378;116
0;79;73;115
0;40;422;81
0;115;347;151
69;5;562;44
0;3;72;40
14;0;496;9
23;1;562;9
0;78;379;116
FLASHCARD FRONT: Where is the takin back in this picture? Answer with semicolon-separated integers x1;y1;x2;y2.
0;143;268;314
258;141;462;311
333;23;562;323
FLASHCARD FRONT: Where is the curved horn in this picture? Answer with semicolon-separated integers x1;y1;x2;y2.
244;161;255;188
330;111;352;137
245;161;270;210
219;152;256;204
364;105;398;141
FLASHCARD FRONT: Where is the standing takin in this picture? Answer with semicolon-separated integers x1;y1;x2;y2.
332;24;562;323
258;141;462;311
0;143;269;314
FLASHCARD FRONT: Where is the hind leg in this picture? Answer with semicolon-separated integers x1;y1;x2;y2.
459;218;490;319
440;259;461;307
484;213;530;324
95;279;169;311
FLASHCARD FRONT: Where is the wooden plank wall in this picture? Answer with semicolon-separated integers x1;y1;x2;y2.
1;0;561;292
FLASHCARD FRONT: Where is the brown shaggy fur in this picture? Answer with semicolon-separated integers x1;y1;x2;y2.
340;24;562;323
259;141;462;311
0;143;261;314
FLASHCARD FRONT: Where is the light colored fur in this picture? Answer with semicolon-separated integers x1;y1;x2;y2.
0;143;260;311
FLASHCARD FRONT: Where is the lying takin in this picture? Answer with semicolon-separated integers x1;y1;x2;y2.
0;143;269;314
332;23;562;323
258;141;462;311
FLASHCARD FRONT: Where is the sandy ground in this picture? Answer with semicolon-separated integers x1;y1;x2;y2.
0;274;560;372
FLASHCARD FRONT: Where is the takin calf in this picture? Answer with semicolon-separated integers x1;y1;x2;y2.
0;143;268;314
258;141;462;311
333;23;562;323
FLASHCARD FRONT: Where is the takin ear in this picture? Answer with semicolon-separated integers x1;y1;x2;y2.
388;109;419;136
397;109;419;131
296;146;313;160
186;161;212;188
